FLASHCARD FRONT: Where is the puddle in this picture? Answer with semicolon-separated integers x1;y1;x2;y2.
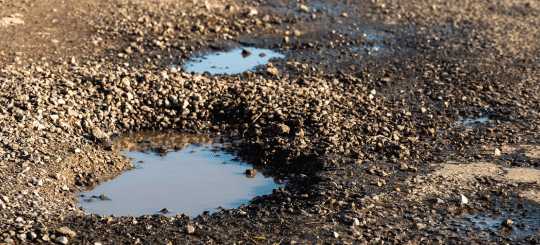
182;47;285;75
449;117;489;125
352;45;383;54
449;212;540;238
78;131;284;217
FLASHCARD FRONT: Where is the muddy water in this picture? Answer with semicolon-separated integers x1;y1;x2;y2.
79;131;284;217
183;47;285;75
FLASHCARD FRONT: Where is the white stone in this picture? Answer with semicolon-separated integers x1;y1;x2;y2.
461;194;468;205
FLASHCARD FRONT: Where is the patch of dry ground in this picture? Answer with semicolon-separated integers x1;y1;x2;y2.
434;144;540;204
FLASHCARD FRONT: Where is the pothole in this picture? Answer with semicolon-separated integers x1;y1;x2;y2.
78;131;284;217
182;47;285;75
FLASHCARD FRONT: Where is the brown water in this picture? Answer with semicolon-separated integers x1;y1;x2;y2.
78;131;284;217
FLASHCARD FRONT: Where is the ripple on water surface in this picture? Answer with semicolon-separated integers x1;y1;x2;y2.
78;131;284;217
182;47;285;75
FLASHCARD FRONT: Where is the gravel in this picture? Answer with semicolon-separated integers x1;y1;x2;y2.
1;0;540;244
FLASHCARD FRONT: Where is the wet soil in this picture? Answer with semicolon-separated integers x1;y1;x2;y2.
1;0;540;244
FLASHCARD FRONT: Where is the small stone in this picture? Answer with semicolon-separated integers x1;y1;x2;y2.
241;49;251;58
247;8;258;16
126;92;134;101
352;218;360;226
341;13;349;17
274;124;290;135
299;4;309;12
185;225;196;234
42;234;50;242
73;148;81;153
121;77;130;87
332;231;339;238
494;148;501;156
91;127;110;143
181;100;190;109
502;219;514;228
461;194;468;205
56;236;68;244
4;237;14;243
57;227;76;238
267;67;279;76
50;114;59;122
2;196;9;203
421;107;427;114
284;36;290;43
416;223;426;229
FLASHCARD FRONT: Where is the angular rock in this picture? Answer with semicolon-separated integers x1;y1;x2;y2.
57;227;76;237
185;225;196;234
461;194;468;205
267;67;279;76
502;219;514;228
56;236;69;244
91;128;110;143
274;124;290;135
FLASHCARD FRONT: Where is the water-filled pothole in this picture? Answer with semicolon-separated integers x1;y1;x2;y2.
78;131;284;217
182;47;285;75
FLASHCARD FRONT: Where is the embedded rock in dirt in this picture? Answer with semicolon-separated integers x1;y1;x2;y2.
91;127;110;143
274;124;290;135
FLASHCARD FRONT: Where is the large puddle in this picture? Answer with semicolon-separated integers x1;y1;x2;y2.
183;47;285;75
78;131;284;217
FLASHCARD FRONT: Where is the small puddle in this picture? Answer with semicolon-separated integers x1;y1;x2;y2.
78;131;284;217
449;117;489;125
182;47;285;75
352;44;383;54
449;212;540;238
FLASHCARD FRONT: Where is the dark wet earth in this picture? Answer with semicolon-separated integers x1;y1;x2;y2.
2;0;540;244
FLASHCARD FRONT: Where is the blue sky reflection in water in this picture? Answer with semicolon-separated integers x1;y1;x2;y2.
79;132;283;217
183;47;285;75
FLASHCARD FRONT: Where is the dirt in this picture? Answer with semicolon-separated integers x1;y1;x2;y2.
1;0;540;244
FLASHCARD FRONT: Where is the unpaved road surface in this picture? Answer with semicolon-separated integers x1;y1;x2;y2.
2;0;540;244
